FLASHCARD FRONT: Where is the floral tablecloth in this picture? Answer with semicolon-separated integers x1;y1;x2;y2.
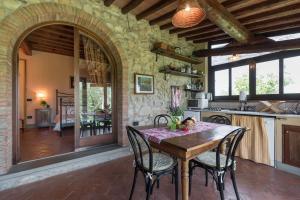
140;121;222;143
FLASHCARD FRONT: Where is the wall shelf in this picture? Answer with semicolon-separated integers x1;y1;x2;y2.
184;88;204;93
159;68;204;80
152;48;202;64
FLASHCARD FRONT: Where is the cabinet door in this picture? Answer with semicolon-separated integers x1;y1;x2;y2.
283;125;300;168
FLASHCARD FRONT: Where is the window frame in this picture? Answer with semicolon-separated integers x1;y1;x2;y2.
208;44;300;101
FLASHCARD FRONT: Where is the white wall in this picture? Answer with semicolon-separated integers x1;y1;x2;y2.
19;50;74;125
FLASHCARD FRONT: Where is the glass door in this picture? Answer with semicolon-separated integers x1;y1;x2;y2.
74;29;115;148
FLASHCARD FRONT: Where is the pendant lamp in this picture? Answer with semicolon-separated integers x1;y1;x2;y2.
172;0;206;28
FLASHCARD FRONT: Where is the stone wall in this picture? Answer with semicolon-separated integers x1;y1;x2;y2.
0;0;205;174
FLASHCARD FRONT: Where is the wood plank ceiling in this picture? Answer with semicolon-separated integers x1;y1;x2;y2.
105;0;300;45
23;25;85;57
21;0;300;57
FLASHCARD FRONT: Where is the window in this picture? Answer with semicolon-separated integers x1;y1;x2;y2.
231;65;249;95
209;46;300;100
283;56;300;94
215;69;229;96
256;60;279;95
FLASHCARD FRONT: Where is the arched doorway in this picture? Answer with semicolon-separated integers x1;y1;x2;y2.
17;23;119;162
0;2;128;170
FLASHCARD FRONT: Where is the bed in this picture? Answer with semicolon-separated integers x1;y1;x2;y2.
54;89;75;136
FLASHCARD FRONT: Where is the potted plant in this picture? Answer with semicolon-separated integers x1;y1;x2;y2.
169;106;184;122
40;100;49;108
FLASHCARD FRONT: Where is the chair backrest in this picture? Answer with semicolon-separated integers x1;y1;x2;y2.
216;128;246;171
154;114;172;127
206;115;231;125
126;126;153;172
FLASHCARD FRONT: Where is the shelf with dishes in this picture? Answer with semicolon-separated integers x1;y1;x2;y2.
159;66;204;80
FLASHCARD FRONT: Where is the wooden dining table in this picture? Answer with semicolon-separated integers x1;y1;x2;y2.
138;122;239;200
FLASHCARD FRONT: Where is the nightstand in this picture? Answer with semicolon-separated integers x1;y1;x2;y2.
35;108;52;128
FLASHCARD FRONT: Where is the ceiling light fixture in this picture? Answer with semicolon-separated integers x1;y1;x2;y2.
172;0;206;28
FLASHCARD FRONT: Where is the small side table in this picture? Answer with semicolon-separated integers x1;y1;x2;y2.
35;108;52;128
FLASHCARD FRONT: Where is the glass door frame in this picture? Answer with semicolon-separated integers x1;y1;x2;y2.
73;28;117;149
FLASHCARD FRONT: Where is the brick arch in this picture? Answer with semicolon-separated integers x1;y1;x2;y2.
0;2;128;174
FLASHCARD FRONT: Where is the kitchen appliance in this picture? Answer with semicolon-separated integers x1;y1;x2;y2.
187;98;208;109
195;92;206;99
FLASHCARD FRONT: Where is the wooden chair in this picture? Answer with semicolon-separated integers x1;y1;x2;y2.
126;126;179;200
154;114;172;127
188;128;247;200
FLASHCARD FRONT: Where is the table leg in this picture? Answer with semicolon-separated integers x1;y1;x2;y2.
181;159;189;200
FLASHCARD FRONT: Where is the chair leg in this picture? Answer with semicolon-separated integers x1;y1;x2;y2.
188;162;193;196
205;169;208;187
230;170;240;200
129;167;138;200
217;175;225;200
146;177;152;200
174;165;179;200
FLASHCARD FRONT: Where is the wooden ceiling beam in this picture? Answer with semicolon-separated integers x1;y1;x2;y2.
222;0;269;11
170;0;300;36
232;0;300;19
208;27;300;45
186;30;225;41
136;0;177;20
168;0;264;34
177;3;300;40
27;35;74;46
178;26;220;38
31;43;74;51
261;27;300;38
35;29;74;39
193;38;300;57
149;10;176;26
254;21;300;34
20;41;32;56
103;0;116;7
27;38;74;49
197;0;253;44
169;19;213;34
185;13;300;41
193;35;231;44
248;14;300;31
122;0;144;14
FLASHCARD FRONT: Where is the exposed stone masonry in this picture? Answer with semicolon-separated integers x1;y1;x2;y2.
0;0;205;174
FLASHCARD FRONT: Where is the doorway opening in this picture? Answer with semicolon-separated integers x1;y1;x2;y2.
17;24;116;163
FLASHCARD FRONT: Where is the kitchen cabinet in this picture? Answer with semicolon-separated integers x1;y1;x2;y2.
283;125;300;168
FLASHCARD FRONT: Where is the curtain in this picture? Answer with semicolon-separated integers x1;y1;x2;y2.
232;115;270;166
171;86;181;108
81;35;109;87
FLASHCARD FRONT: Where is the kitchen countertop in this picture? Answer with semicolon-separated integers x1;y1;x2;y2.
190;109;300;118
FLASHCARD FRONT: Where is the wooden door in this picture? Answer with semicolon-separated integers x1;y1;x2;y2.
283;125;300;168
74;28;116;148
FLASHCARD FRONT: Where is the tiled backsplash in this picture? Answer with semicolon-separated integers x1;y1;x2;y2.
209;101;300;114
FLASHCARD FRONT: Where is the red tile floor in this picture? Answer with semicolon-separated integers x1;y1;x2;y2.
20;128;74;162
1;156;300;200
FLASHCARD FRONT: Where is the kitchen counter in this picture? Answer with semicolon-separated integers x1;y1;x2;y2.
192;109;300;118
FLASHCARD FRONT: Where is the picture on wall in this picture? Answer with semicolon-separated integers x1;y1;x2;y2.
134;73;154;94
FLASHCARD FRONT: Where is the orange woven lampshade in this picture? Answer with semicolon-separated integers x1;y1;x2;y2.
172;0;206;28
